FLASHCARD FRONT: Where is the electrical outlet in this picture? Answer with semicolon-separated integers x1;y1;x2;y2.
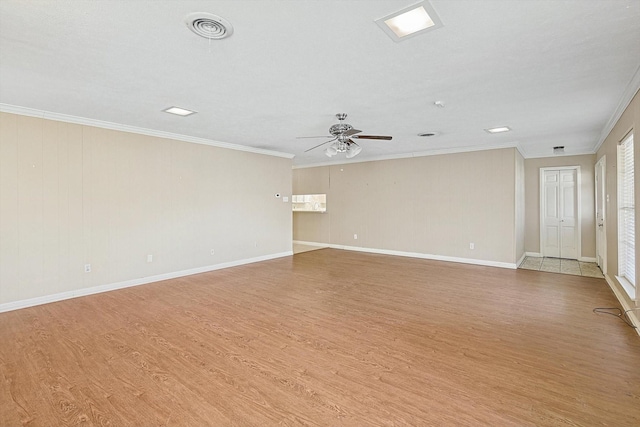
469;243;475;250
354;234;358;240
147;254;153;263
283;196;289;202
84;264;91;273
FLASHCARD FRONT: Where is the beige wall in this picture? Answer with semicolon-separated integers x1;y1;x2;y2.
596;89;639;312
523;154;596;258
0;112;292;306
294;148;519;265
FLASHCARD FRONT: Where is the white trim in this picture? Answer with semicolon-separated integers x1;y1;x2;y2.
615;275;637;301
292;143;519;169
604;274;640;337
522;150;598;160
595;155;607;274
525;252;543;258
0;251;293;313
293;240;330;248
0;103;295;159
517;252;527;267
293;142;596;169
578;257;597;263
294;241;517;269
593;66;640;153
539;166;582;260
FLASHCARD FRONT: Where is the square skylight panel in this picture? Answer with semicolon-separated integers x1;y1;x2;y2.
485;126;511;134
163;106;197;116
375;1;443;42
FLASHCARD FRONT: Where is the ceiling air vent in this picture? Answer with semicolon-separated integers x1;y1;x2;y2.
553;146;565;154
185;13;233;40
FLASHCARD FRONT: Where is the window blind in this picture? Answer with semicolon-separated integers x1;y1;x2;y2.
618;133;635;287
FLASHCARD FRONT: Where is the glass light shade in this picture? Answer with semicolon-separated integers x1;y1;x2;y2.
345;144;362;158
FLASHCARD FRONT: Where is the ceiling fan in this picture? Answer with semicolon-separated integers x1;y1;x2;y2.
299;113;392;158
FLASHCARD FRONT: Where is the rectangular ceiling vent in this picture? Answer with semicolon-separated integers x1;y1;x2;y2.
553;146;565;154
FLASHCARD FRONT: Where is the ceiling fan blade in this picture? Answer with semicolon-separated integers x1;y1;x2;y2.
343;128;362;137
351;135;393;140
296;135;332;139
304;137;337;152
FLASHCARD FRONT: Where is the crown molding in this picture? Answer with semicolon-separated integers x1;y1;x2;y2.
593;64;640;153
0;103;295;159
521;150;597;160
292;141;520;169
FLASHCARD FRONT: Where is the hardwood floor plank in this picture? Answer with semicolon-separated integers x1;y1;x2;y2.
1;249;639;426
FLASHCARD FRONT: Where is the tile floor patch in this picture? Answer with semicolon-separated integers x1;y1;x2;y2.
519;256;604;278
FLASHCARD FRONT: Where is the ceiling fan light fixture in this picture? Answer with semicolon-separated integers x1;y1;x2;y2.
346;143;362;159
325;143;338;157
375;1;443;42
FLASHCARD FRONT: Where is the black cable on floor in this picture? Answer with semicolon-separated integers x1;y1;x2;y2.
593;307;638;328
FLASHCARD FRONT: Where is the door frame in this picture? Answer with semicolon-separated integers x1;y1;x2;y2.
539;166;582;259
595;156;607;273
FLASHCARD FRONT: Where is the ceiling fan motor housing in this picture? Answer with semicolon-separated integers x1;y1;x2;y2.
329;123;353;136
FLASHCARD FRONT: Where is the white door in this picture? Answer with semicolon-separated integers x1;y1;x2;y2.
595;157;606;272
541;168;579;259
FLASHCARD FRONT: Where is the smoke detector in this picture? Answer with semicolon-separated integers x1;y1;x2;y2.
185;13;234;40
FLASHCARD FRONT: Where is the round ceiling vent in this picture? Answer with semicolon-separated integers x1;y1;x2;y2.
185;13;233;40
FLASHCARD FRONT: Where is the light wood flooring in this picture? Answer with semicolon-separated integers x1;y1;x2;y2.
1;249;639;426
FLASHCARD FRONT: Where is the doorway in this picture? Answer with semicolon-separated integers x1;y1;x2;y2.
540;167;581;260
595;156;607;273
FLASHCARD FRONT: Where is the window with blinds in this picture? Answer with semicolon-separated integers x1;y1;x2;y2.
617;132;635;294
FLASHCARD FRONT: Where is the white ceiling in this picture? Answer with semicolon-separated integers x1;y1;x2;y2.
1;0;639;166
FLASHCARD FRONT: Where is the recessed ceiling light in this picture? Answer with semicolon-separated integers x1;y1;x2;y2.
163;106;197;117
485;126;511;134
375;1;443;43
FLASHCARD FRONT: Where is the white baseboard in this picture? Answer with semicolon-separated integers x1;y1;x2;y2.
293;240;330;247
603;274;640;338
525;252;543;258
297;241;517;269
0;251;293;314
578;257;597;263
